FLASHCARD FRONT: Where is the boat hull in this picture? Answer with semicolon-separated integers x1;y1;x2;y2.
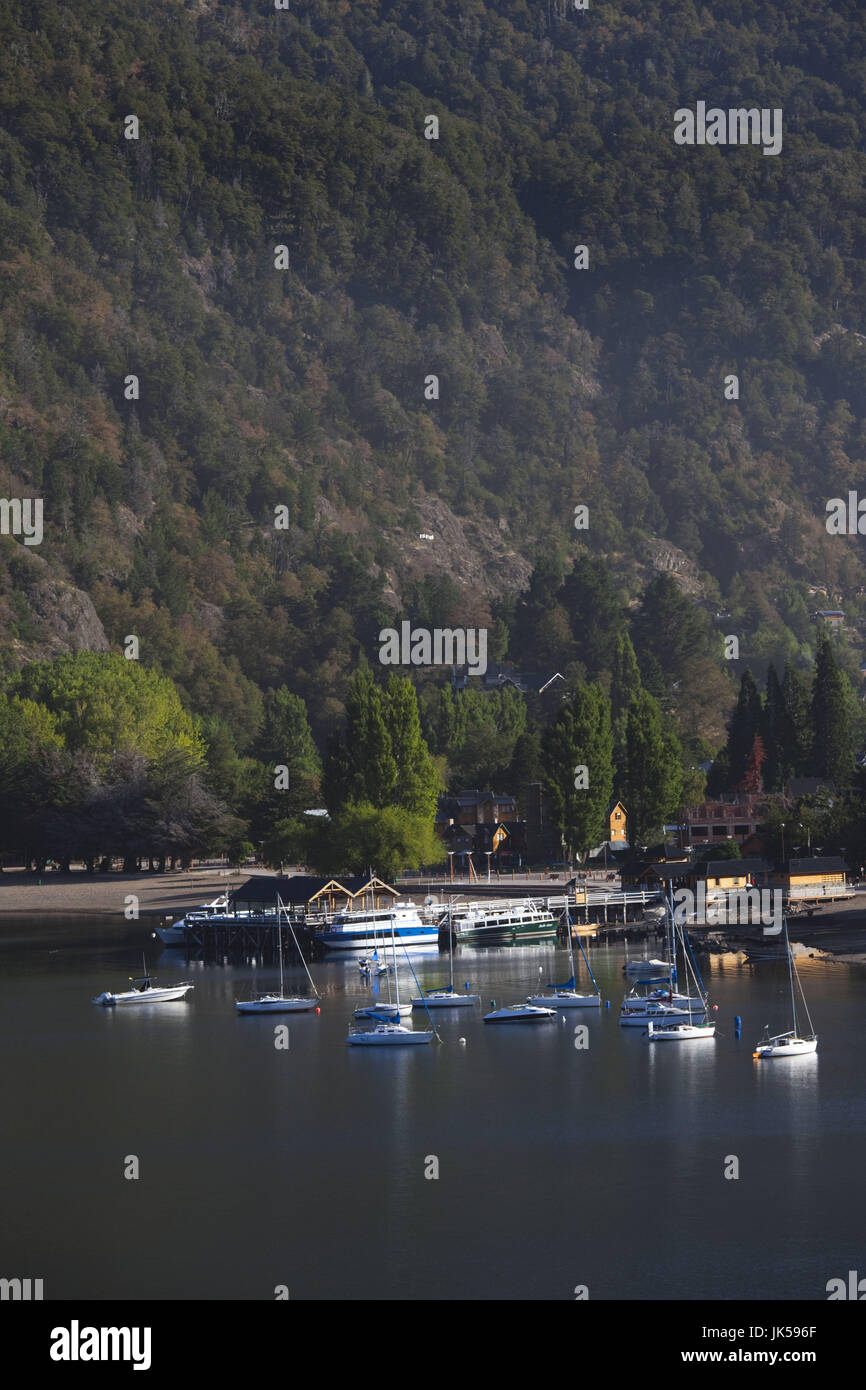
410;993;479;1008
453;919;558;946
526;992;600;1008
320;927;439;950
619;1006;697;1028
754;1036;818;1057
94;985;193;1005
483;1006;556;1022
236;997;317;1013
347;1028;434;1045
648;1022;716;1041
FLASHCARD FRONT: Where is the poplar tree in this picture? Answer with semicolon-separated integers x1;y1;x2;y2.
812;633;852;786
725;670;763;789
621;691;683;845
383;673;439;818
542;683;613;862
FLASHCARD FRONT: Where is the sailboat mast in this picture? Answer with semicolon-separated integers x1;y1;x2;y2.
785;919;799;1036
449;902;454;992
276;894;285;995
391;913;400;1008
566;904;577;985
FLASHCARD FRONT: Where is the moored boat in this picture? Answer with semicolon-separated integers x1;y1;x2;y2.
347;1023;434;1046
448;898;558;946
753;920;817;1058
321;902;437;951
647;1020;716;1041
483;1003;556;1023
93;975;193;1006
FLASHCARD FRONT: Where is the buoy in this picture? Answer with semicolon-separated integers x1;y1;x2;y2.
605;999;610;1009
735;1015;742;1028
315;1006;321;1015
713;1004;718;1012
458;1037;466;1046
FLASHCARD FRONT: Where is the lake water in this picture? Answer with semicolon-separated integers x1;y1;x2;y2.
1;915;862;1301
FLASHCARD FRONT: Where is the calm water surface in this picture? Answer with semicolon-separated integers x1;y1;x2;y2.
1;915;862;1300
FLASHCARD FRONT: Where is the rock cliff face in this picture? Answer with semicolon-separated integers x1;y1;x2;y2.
10;552;108;662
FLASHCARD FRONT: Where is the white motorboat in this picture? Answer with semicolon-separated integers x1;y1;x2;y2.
354;1001;412;1019
753;920;817;1058
236;895;320;1014
527;907;601;1008
648;1020;716;1041
483;1003;556;1023
347;1023;434;1046
411;905;480;1008
93;975;193;1006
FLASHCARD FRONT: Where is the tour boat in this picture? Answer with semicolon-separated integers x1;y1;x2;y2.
526;907;601;1008
483;1003;557;1023
321;902;438;951
236;895;319;1014
448;898;559;946
753;920;817;1058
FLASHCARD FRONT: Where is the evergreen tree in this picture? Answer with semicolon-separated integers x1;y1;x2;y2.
780;662;813;780
725;670;763;789
610;631;642;790
541;683;613;862
621;691;683;845
383;673;439;817
762;664;785;791
812;633;852;786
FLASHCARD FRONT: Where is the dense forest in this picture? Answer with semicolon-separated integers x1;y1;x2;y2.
2;0;866;866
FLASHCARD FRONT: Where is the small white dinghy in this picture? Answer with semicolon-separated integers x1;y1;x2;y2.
753;920;818;1059
93;975;193;1006
625;957;672;977
347;1023;434;1046
483;1003;556;1023
647;1020;716;1041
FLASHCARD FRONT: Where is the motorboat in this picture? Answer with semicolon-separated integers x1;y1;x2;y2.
93;975;193;1006
483;1003;556;1023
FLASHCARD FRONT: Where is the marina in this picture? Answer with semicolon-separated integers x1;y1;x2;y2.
1;909;857;1301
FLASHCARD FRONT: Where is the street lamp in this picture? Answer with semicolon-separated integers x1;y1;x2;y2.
780;821;786;863
798;822;811;854
447;850;454;884
485;851;492;882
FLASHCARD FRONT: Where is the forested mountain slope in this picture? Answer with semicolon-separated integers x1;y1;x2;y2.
2;0;866;753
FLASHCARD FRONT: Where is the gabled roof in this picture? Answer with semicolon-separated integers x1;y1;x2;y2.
783;857;847;875
230;874;398;905
689;858;771;879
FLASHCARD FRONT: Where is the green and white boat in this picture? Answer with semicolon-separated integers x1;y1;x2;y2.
447;898;558;947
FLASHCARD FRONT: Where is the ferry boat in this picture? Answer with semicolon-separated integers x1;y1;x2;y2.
318;903;438;951
447;898;558;947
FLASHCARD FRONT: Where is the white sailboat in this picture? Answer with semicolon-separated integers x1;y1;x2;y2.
410;905;479;1008
753;920;817;1058
647;903;715;1042
526;907;600;1008
348;914;434;1044
236;896;319;1013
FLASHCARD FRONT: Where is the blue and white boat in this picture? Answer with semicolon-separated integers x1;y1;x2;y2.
319;902;438;951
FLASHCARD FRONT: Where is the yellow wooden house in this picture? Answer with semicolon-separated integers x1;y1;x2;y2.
608;801;628;846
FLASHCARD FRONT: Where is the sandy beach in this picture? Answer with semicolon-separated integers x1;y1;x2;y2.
0;866;275;918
